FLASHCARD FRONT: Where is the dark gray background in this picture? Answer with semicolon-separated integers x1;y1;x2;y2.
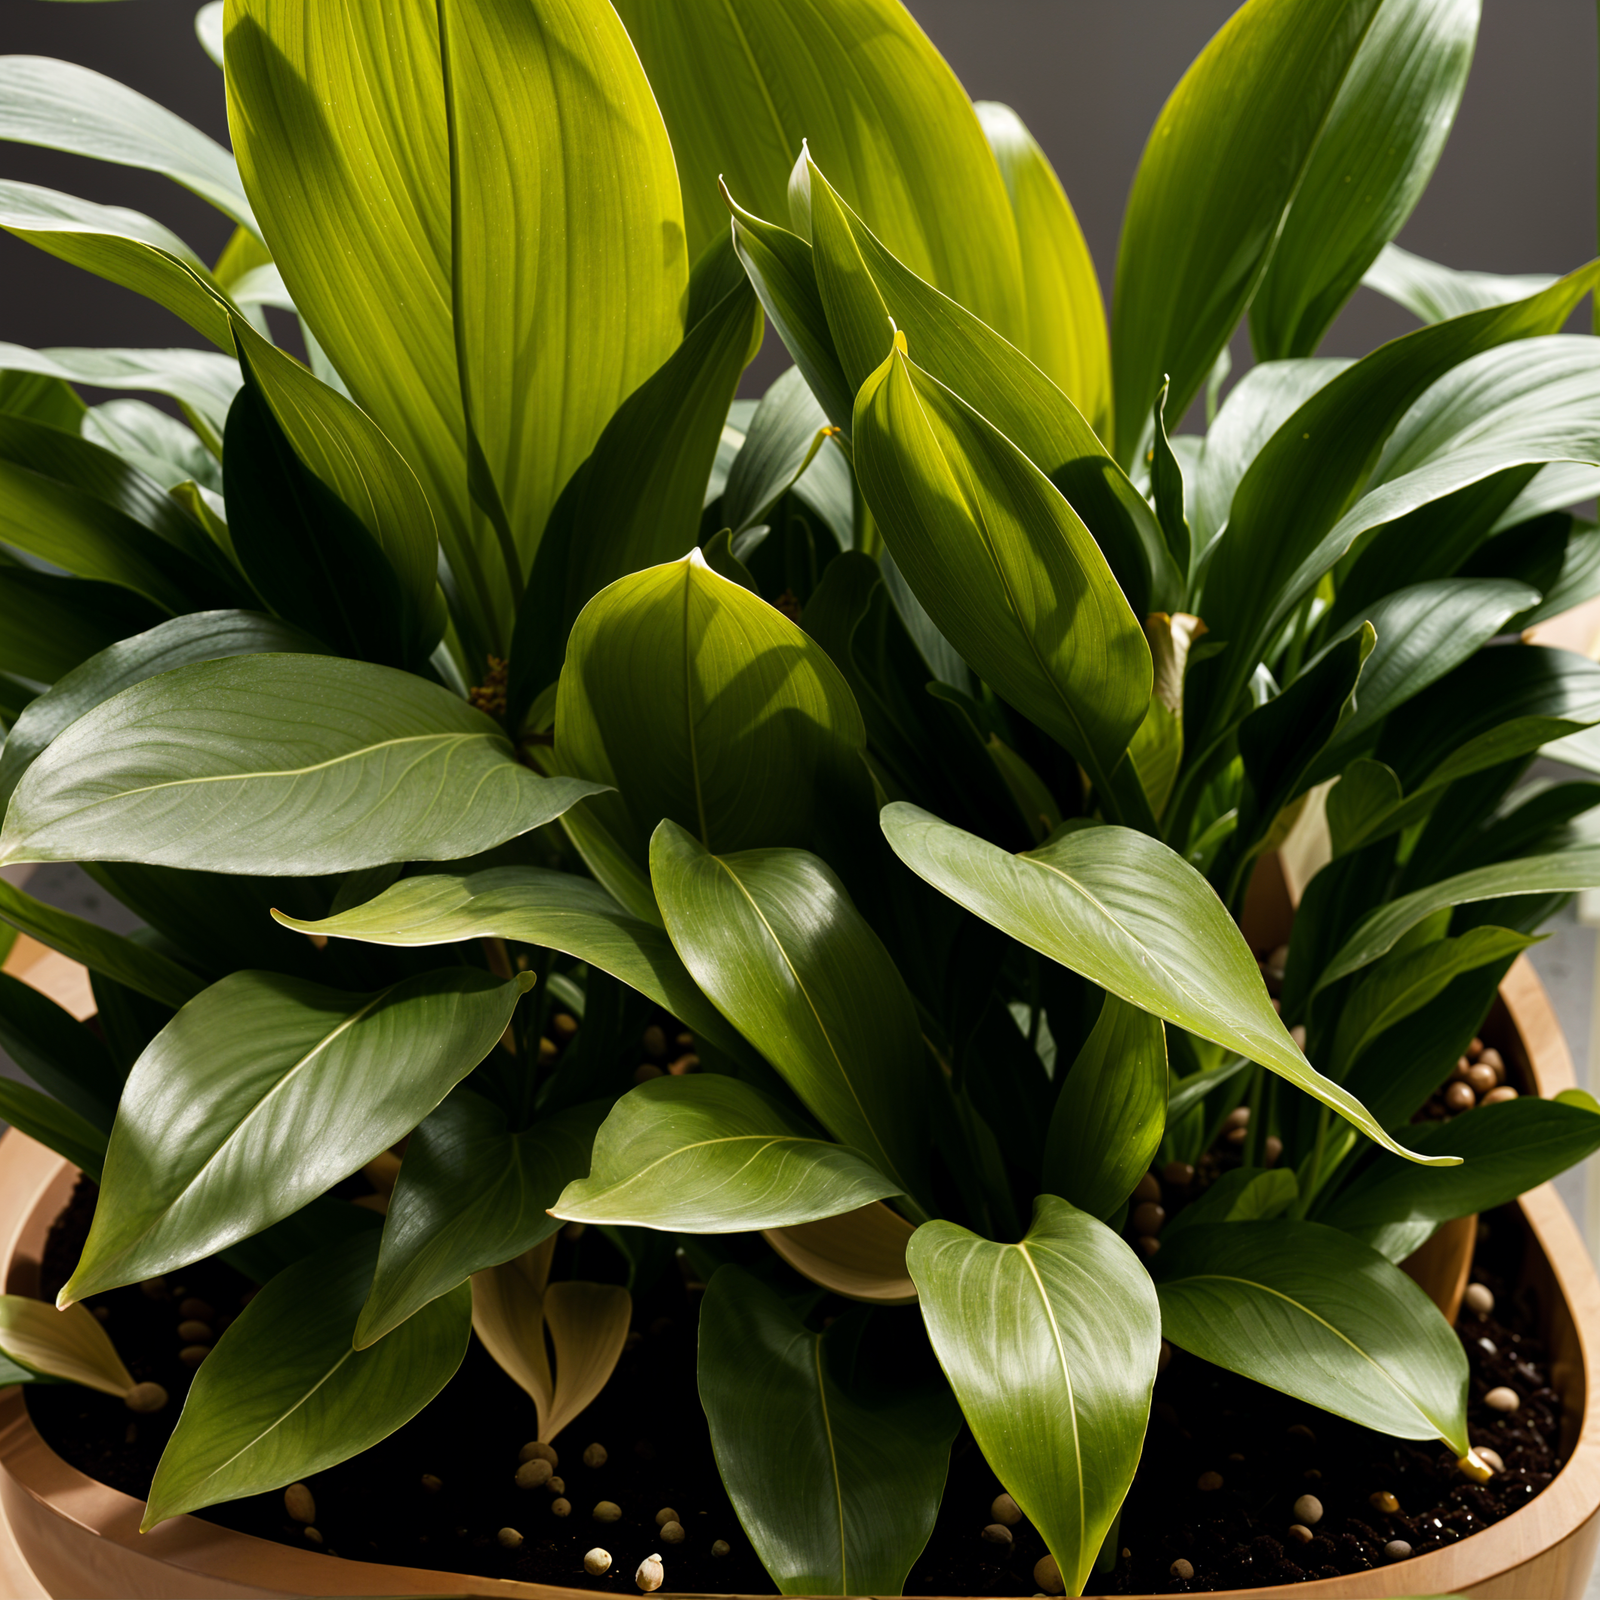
2;0;1595;373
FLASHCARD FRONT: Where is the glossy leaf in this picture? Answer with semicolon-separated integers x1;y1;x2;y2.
1111;0;1384;463
0;654;603;875
613;0;1024;345
881;803;1450;1167
909;1196;1160;1596
855;336;1150;805
0;56;255;232
356;1091;606;1347
145;1232;470;1527
1363;243;1558;325
699;1267;958;1595
0;568;161;688
1162;1167;1298;1237
0;1080;105;1181
60;968;533;1304
1152;1220;1469;1453
1043;995;1166;1220
975;101;1110;441
650;825;928;1207
0;1296;133;1396
195;1;223;66
0;369;83;430
82;400;219;492
0;970;122;1129
1250;0;1479;359
722;365;846;538
553;552;870;864
1321;1095;1600;1259
551;1076;899;1233
764;1203;917;1306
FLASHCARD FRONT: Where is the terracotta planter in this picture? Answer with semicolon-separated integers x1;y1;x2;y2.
0;951;1596;1598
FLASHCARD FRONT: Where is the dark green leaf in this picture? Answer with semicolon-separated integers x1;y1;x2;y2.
0;970;121;1128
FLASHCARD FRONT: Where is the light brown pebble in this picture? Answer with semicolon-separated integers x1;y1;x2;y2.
420;1474;442;1493
1170;1559;1195;1581
584;1442;608;1469
302;1526;323;1547
1483;1085;1519;1106
284;1483;317;1524
1293;1494;1323;1525
1287;1524;1313;1544
656;1507;680;1527
1469;1037;1485;1058
497;1527;524;1549
1286;1423;1316;1442
1158;1340;1172;1374
178;1344;211;1368
633;1063;664;1084
1369;1491;1400;1514
1289;1024;1307;1050
1135;1235;1161;1258
520;1440;559;1467
1478;1447;1505;1473
1457;1450;1495;1483
553;1012;578;1038
668;1053;700;1075
1162;1160;1195;1189
1452;1057;1475;1082
1466;1063;1497;1094
661;1520;686;1545
1133;1172;1161;1204
643;1025;667;1056
711;1540;731;1558
635;1553;664;1593
1033;1554;1064;1595
138;1276;169;1301
1445;1082;1476;1112
178;1297;214;1321
1464;1282;1495;1317
176;1319;212;1343
592;1500;622;1522
676;1031;694;1047
1227;1109;1253;1130
980;1523;1013;1547
1196;1471;1223;1492
1479;1047;1505;1082
1131;1201;1166;1236
991;1493;1021;1525
538;1036;558;1062
1225;1125;1248;1144
1263;1135;1283;1165
1384;1540;1412;1561
548;1476;565;1495
516;1458;553;1490
584;1548;612;1575
1485;1386;1520;1413
124;1382;167;1414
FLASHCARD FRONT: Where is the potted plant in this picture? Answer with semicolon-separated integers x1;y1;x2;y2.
2;0;1600;1595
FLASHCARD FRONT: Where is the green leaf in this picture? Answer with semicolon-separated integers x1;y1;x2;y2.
613;0;1024;346
0;879;201;1012
0;343;240;450
698;1267;959;1596
551;1076;898;1232
974;101;1110;442
61;967;533;1304
0;610;323;816
144;1231;469;1527
553;552;869;864
0;1080;106;1181
0;970;122;1129
82;400;219;492
649;825;928;1210
1250;0;1479;359
356;1091;605;1347
1043;995;1167;1220
722;366;846;539
0;653;603;875
1321;1096;1600;1259
1318;847;1600;992
1163;1167;1298;1237
0;368;84;430
1362;243;1558;325
881;803;1450;1168
854;336;1150;810
195;2;223;67
0;180;236;351
0;56;256;233
1110;0;1384;464
0;568;162;687
909;1196;1160;1596
273;865;745;1061
1151;1220;1469;1454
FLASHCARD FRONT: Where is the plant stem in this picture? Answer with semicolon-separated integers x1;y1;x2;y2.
1290;1107;1328;1219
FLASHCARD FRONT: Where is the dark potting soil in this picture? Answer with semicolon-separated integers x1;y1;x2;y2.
27;1184;1565;1597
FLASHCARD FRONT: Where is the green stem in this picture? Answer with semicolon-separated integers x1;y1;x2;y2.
1289;1107;1328;1219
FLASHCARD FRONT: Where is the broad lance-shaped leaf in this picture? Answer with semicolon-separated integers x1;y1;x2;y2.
145;1232;469;1528
855;335;1151;813
1043;995;1166;1220
1363;242;1557;325
551;1076;899;1233
613;0;1024;347
0;1077;108;1181
909;1197;1160;1596
0;1296;134;1395
554;552;871;867
1317;846;1600;992
356;1091;606;1348
0;654;603;876
1249;0;1480;360
60;968;533;1305
881;804;1453;1168
274;865;747;1063
649;825;928;1212
699;1267;960;1596
974;101;1110;443
1152;1221;1469;1454
1319;1094;1600;1261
